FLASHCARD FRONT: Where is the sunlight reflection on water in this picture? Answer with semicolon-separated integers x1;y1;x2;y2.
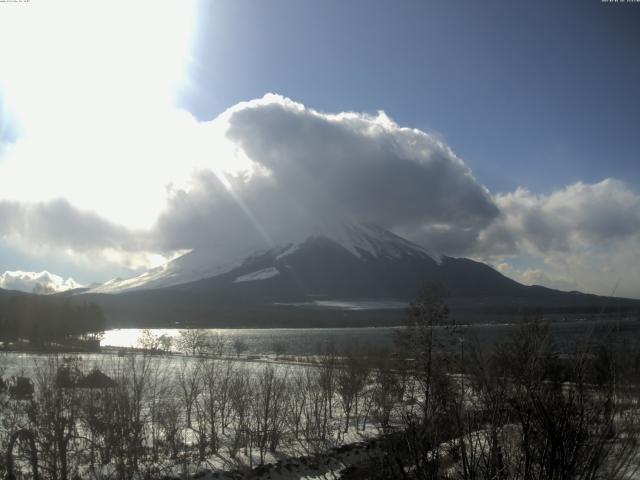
101;318;640;356
101;327;403;354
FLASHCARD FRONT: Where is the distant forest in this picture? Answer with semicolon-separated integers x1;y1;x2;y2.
0;292;105;347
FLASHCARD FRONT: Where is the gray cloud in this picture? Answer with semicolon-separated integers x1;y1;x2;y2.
477;179;640;257
228;99;498;237
478;180;640;298
154;96;500;256
152;170;298;255
495;263;579;292
0;198;143;253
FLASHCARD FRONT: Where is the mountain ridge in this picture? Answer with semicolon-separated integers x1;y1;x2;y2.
87;222;438;295
70;222;640;327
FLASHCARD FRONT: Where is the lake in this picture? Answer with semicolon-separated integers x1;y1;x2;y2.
102;326;404;355
102;317;640;356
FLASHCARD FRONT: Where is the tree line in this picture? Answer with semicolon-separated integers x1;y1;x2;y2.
0;293;106;348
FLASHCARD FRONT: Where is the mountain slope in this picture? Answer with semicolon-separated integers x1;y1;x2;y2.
88;222;438;295
78;222;640;327
173;236;523;301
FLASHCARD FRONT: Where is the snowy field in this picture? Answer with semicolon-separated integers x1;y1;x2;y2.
0;350;399;479
2;319;640;479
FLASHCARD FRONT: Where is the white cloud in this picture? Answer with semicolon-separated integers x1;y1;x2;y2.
154;94;499;254
495;262;579;292
0;270;81;294
479;179;640;298
480;179;640;255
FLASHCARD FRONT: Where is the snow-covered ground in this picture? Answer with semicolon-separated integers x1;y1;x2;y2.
0;350;399;479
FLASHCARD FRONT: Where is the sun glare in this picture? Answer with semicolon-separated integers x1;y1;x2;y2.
1;1;196;133
0;0;199;229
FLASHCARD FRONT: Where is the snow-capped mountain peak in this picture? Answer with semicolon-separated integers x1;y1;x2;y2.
87;222;439;294
324;222;438;261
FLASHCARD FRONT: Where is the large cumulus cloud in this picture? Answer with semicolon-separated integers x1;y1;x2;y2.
227;98;498;230
154;95;499;254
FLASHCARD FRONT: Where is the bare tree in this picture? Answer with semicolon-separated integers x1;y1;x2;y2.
232;338;249;358
207;332;228;358
286;370;308;440
154;389;183;460
228;369;251;460
201;359;222;454
215;360;235;436
272;340;287;358
300;367;336;452
391;285;458;479
317;343;338;420
177;329;209;356
158;334;173;354
336;349;368;433
30;356;81;480
145;359;173;462
115;354;154;479
177;357;203;429
371;354;401;432
137;329;161;352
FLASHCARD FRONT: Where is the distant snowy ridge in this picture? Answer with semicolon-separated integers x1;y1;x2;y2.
276;300;408;310
233;267;280;283
88;251;249;294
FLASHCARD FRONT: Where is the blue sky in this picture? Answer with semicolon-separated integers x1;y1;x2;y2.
179;0;640;194
0;0;639;297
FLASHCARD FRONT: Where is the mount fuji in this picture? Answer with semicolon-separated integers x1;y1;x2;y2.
77;222;640;327
88;222;440;296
